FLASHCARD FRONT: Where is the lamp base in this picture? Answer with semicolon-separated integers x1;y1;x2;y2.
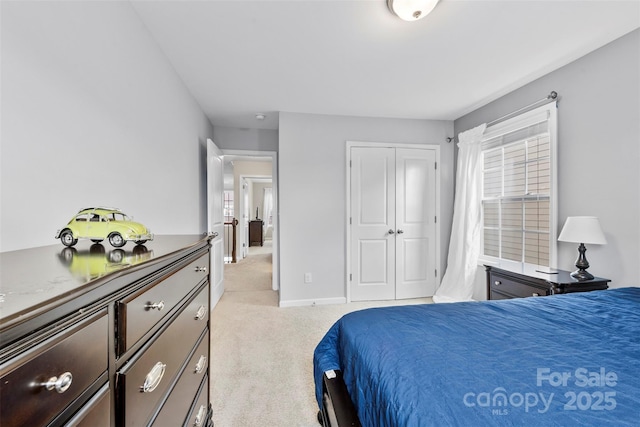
570;269;594;281
571;243;594;281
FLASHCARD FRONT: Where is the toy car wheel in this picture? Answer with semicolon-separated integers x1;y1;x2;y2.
60;230;78;247
135;240;147;245
108;233;126;248
91;239;103;243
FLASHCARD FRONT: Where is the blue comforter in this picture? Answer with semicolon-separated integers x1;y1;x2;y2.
313;288;640;426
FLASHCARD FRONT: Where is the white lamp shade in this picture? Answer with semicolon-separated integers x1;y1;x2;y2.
558;216;607;245
387;0;440;21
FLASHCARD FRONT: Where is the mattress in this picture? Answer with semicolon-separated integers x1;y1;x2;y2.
313;288;640;426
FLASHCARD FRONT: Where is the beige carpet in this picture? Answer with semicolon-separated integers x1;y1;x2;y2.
210;241;432;427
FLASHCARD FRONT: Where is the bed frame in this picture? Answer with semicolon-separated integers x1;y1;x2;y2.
317;370;361;427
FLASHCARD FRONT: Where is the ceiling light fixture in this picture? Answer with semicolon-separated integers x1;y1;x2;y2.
255;113;266;120
387;0;440;21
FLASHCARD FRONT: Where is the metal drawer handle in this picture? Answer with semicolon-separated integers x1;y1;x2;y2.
195;305;207;320
194;266;207;273
140;362;166;393
145;300;165;311
194;404;207;427
195;355;207;374
494;281;502;286
42;372;73;393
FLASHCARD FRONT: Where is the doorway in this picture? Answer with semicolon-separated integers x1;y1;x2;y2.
222;150;278;293
347;142;440;301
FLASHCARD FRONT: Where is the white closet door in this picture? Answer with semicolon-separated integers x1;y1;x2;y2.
395;148;437;299
350;147;396;301
350;145;438;301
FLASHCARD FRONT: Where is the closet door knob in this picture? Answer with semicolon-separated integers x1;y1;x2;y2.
397;229;404;234
388;229;395;235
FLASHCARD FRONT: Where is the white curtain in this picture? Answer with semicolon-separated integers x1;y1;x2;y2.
263;187;273;226
433;123;487;303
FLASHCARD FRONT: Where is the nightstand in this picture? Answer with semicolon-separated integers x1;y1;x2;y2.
485;265;610;300
249;220;264;246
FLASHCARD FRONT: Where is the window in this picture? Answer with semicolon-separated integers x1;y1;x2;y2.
224;191;234;223
480;103;557;269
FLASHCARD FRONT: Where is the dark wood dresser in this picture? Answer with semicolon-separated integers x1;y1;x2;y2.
249;220;264;247
486;265;610;300
0;235;214;427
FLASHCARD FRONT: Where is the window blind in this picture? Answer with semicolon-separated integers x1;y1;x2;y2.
481;103;557;269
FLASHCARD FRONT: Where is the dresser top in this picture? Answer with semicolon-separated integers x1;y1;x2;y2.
0;235;209;328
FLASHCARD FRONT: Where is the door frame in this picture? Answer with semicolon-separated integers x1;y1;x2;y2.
345;141;441;302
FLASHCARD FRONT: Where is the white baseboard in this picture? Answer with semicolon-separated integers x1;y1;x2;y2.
279;296;347;308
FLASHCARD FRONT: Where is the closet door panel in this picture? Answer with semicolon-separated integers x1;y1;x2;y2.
396;148;437;299
350;147;395;301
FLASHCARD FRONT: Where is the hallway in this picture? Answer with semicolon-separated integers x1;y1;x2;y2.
224;239;273;293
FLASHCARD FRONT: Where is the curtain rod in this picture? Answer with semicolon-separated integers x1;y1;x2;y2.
486;90;558;127
446;91;558;143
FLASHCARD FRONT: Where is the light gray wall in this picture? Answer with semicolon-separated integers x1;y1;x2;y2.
252;182;272;222
213;126;278;152
232;161;273;221
1;1;214;252
454;29;640;298
279;112;454;305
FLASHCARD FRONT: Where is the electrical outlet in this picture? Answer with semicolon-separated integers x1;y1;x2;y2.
304;273;312;284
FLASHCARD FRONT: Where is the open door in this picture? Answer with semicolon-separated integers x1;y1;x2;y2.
207;138;225;308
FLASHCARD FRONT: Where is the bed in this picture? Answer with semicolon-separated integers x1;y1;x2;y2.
313;288;640;426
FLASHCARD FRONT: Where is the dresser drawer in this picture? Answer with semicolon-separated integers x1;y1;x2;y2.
117;284;209;427
490;274;548;298
152;330;209;427
489;290;512;300
66;383;111;427
186;376;211;427
117;252;209;354
0;311;108;427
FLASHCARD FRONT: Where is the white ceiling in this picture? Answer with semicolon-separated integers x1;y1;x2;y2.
131;0;640;131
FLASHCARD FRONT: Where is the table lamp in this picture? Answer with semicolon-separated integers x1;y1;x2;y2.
558;216;607;281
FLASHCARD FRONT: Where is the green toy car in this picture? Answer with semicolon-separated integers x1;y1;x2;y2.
55;207;153;248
